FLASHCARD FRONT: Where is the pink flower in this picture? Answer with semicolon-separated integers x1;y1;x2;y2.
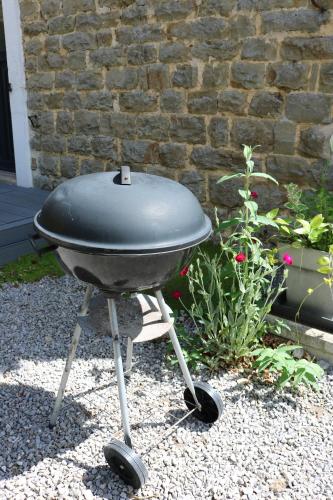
179;266;189;277
250;191;258;199
283;253;293;266
235;252;246;263
172;290;182;300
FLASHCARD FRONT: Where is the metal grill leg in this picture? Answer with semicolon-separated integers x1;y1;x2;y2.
107;298;133;448
125;338;134;377
155;290;201;409
49;284;93;427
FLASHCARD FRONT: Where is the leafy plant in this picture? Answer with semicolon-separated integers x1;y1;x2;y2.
174;145;286;368
284;183;308;219
252;344;324;389
278;138;333;252
277;212;331;250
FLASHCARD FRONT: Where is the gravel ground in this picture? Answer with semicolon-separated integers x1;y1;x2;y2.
0;276;332;500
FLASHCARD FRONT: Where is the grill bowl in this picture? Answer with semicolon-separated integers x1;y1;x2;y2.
56;246;194;293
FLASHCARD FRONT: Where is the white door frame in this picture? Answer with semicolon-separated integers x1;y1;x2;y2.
1;0;32;187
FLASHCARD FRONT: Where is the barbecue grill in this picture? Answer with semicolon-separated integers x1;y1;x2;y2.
34;166;223;488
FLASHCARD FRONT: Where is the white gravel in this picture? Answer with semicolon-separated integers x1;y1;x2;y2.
0;276;332;500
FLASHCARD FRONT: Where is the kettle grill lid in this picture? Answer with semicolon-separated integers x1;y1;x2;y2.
34;170;212;254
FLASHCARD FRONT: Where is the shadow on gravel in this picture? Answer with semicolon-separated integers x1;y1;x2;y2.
0;383;94;480
223;382;298;411
131;407;214;434
81;464;132;500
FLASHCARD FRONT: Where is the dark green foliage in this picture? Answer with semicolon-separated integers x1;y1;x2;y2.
252;344;324;389
0;253;64;287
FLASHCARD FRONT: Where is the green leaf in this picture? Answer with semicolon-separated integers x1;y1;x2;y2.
277;368;292;389
294;227;309;235
215;218;240;232
217;173;243;184
317;256;330;266
238;189;250;199
243;145;252;161
251;348;265;356
247;160;254;171
266;208;279;219
250;172;279;185
275;218;289;225
278;344;301;352
255;215;278;228
302;372;317;387
293;368;307;387
280;225;291;235
317;266;332;274
245;200;258;217
310;214;324;229
297;360;324;378
296;219;311;231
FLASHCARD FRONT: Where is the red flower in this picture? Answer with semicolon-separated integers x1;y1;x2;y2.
235;252;246;263
172;290;182;300
283;253;293;266
250;191;258;199
179;266;189;277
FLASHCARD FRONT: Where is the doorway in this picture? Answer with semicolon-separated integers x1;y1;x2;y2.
0;5;15;174
1;0;32;187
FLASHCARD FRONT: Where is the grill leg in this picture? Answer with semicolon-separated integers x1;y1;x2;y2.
49;284;93;428
155;290;201;409
107;298;133;448
125;337;134;377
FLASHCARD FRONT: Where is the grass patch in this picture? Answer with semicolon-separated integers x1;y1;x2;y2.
0;253;64;287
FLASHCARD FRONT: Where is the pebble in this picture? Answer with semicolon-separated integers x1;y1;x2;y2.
0;276;332;499
318;359;331;371
293;347;304;359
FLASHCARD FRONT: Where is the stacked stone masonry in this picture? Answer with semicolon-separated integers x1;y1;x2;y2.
19;0;333;210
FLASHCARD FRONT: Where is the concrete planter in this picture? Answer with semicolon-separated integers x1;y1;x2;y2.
279;246;333;321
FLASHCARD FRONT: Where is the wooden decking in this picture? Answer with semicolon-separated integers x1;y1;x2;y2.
0;183;48;266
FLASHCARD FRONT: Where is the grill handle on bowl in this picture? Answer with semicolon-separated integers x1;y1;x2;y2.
120;165;131;185
29;233;58;257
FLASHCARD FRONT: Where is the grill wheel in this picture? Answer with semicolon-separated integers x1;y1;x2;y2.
104;439;148;489
184;381;224;424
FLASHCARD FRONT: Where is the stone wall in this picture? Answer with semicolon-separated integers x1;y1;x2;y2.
19;0;333;211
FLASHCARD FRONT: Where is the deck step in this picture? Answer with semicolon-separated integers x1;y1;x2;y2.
0;239;34;266
0;183;49;266
0;220;35;247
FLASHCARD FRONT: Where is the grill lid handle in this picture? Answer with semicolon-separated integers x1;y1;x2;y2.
120;165;131;185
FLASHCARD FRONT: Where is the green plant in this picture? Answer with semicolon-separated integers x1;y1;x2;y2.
277;212;331;250
0;252;64;287
174;145;286;369
252;344;324;389
279;138;333;252
284;183;308;219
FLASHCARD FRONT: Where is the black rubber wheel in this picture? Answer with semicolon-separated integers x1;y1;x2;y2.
104;439;148;489
184;381;223;424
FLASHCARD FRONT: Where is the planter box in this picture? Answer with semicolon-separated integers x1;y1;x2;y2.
267;314;333;364
279;246;333;322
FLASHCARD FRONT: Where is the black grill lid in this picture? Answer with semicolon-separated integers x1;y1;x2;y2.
34;169;212;254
